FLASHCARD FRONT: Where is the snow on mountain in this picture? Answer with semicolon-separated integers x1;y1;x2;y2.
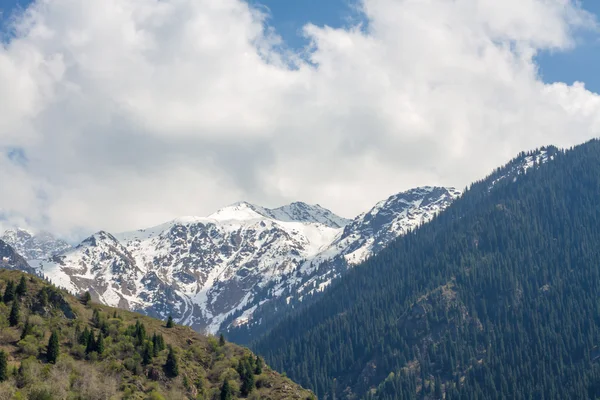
1;228;72;261
326;186;461;266
27;191;460;335
32;202;343;333
487;147;558;191
0;239;36;275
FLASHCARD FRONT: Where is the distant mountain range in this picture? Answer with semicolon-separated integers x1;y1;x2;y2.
1;186;461;335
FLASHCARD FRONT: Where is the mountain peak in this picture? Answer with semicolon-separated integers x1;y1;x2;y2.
1;228;71;261
207;201;265;221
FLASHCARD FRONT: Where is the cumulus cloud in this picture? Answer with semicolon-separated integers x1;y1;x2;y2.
0;0;599;238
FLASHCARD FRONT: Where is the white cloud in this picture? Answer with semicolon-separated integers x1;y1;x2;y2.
0;0;599;238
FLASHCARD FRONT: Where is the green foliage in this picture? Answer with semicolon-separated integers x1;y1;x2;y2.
256;141;600;399
96;331;105;355
166;315;174;328
219;333;226;347
3;280;15;303
21;318;33;339
255;356;263;375
0;350;7;382
0;267;312;399
164;346;179;377
220;379;233;400
47;330;59;364
82;291;91;305
16;276;27;296
9;298;20;326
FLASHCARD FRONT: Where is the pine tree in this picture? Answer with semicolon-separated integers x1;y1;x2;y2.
0;351;6;382
219;333;226;346
142;342;153;366
16;276;27;297
255;355;263;374
166;315;174;328
79;326;90;346
82;291;92;305
47;331;59;364
86;331;96;354
9;298;20;327
96;331;104;355
220;379;233;400
21;318;33;339
164;346;179;377
3;280;15;303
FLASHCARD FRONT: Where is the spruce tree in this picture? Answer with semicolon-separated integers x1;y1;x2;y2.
0;351;6;382
47;331;59;364
220;379;233;400
79;326;90;346
3;280;15;303
86;331;96;354
166;315;174;328
164;346;179;377
255;356;263;374
16;276;27;297
96;331;104;355
9;298;19;327
82;291;91;305
142;342;153;365
21;318;33;339
219;333;226;346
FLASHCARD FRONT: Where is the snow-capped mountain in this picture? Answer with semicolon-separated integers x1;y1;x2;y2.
0;239;36;274
223;187;461;340
1;228;72;261
28;189;460;335
33;202;344;332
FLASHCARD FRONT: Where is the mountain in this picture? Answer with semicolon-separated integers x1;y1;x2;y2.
0;239;36;274
224;186;461;344
28;189;459;338
252;144;600;399
0;269;314;399
1;228;71;260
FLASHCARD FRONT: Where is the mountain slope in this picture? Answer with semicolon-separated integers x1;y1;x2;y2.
0;268;314;399
1;228;71;260
0;239;36;275
252;144;600;399
34;202;344;333
224;186;461;344
31;190;461;337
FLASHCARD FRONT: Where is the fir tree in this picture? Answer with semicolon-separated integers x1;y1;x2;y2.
86;331;96;354
20;318;33;339
220;379;233;400
0;350;6;382
166;315;174;328
82;291;91;305
16;276;27;297
96;331;104;355
3;280;15;303
9;298;19;327
164;346;179;377
142;342;153;366
79;326;90;346
47;330;59;364
255;355;263;374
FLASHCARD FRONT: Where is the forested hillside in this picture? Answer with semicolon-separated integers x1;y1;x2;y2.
254;140;600;399
0;269;314;399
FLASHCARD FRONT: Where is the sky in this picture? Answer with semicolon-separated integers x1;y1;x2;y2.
0;0;600;240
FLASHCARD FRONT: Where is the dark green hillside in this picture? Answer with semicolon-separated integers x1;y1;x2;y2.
0;269;314;399
254;140;600;399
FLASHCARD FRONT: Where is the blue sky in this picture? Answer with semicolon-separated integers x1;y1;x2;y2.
2;0;599;91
